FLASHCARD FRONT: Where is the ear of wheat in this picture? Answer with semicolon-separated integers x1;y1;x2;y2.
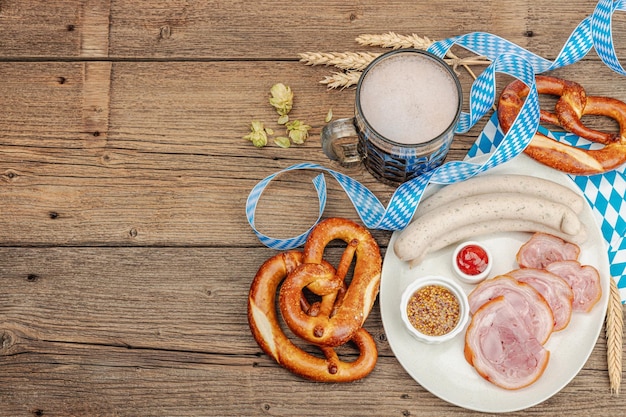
299;51;381;71
607;277;623;395
355;32;435;50
319;71;362;90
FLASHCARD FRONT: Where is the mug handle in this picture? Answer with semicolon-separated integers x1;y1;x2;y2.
320;117;362;167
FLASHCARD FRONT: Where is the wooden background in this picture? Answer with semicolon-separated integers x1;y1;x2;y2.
1;1;625;416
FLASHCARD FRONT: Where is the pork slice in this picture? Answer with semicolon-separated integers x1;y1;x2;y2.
545;260;602;312
516;232;580;269
468;275;554;344
508;268;574;331
465;296;550;390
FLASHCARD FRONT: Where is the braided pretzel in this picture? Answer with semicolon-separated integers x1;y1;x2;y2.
247;250;378;382
279;218;382;347
498;75;626;174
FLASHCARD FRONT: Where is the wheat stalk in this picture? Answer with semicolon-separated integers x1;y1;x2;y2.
299;51;381;71
607;277;623;395
356;32;435;50
319;71;362;90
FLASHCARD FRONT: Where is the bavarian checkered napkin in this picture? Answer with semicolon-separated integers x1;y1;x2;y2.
245;0;626;298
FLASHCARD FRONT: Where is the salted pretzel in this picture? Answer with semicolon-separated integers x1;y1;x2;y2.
498;75;626;175
247;250;378;382
279;217;382;347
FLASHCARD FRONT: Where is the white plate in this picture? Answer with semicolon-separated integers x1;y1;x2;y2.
380;154;610;413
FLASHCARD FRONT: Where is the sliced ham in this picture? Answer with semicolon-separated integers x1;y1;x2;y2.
468;275;554;344
516;232;580;269
508;268;574;331
545;260;602;312
465;296;550;390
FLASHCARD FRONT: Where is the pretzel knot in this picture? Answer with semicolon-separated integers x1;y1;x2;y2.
498;75;626;175
247;218;382;382
279;218;382;347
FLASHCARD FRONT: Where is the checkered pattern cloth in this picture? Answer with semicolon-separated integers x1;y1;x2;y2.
245;0;626;299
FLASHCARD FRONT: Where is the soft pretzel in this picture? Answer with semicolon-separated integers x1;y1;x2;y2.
498;75;626;174
247;250;378;382
279;218;382;347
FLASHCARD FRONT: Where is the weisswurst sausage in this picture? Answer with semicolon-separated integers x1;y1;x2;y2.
394;192;583;265
415;174;585;218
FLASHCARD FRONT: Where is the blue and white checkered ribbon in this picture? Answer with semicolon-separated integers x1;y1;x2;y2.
246;0;626;298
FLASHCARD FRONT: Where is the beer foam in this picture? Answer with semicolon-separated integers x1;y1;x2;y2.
359;53;460;145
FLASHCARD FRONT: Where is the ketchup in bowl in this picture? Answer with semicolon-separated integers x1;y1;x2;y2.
452;241;492;284
457;244;489;275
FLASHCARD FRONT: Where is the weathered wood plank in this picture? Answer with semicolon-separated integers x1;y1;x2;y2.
103;0;626;60
0;0;82;58
0;0;623;59
2;349;622;417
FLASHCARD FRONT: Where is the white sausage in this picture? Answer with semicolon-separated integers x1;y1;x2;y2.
415;174;585;218
407;219;587;267
394;192;583;264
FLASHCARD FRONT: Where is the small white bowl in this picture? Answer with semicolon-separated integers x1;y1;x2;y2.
400;276;470;344
452;241;493;285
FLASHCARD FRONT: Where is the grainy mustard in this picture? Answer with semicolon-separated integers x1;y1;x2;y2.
406;284;460;336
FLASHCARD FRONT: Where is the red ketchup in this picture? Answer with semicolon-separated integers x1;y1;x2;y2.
456;244;489;276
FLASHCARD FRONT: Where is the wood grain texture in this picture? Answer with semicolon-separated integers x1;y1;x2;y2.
0;0;623;59
1;0;625;415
